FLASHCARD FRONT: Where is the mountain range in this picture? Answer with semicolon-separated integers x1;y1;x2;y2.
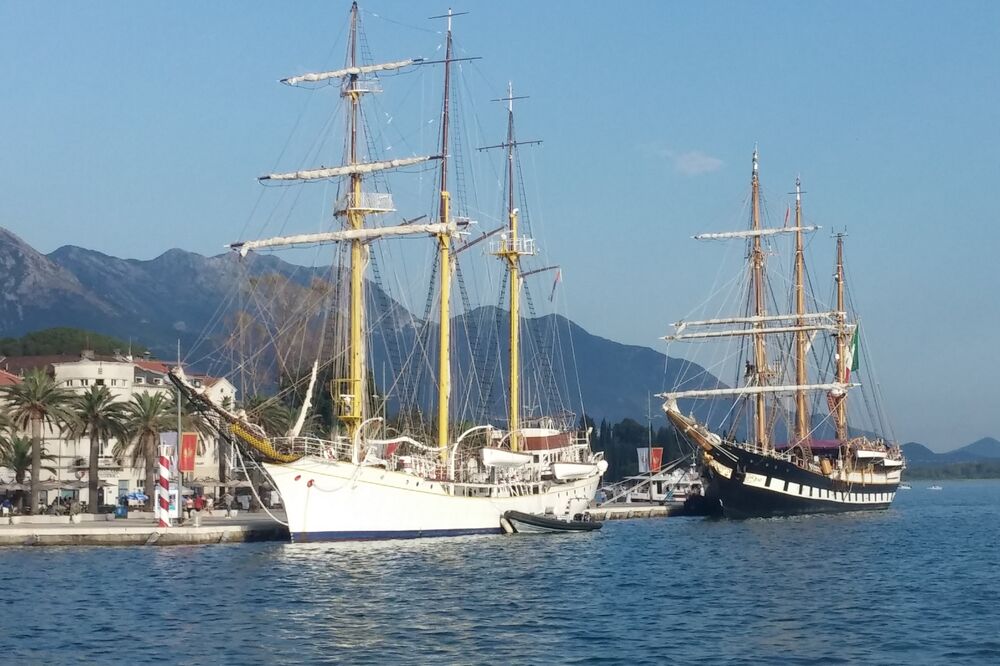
0;226;716;424
3;226;997;463
901;437;1000;467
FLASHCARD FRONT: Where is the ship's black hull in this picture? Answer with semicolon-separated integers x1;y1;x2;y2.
703;442;900;519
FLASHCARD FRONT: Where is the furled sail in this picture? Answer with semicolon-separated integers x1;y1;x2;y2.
281;58;423;86
260;155;439;182
287;360;319;439
657;382;858;401
694;226;819;240
673;311;843;329
229;221;460;256
663;323;838;342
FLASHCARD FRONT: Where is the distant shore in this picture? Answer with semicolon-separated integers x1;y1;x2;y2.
903;461;1000;480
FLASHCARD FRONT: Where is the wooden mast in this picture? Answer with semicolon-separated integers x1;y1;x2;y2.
435;9;455;458
503;83;522;451
793;177;810;447
343;1;364;443
834;233;848;441
749;148;769;451
480;84;539;452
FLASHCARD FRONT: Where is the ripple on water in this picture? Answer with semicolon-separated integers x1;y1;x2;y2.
1;481;998;664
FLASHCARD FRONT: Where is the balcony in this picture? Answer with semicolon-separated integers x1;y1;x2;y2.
490;236;536;257
334;191;396;216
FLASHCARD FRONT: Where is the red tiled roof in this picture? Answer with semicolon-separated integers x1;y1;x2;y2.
0;355;228;389
1;355;77;375
0;368;21;385
1;354;130;376
134;359;172;374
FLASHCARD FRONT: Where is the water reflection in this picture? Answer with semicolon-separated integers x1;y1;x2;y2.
1;482;998;663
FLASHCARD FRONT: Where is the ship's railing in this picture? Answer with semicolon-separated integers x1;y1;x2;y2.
272;432;594;485
369;446;558;486
271;436;353;461
733;439;796;463
534;443;593;464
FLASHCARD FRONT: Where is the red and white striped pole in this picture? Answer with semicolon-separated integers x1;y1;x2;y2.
157;446;171;528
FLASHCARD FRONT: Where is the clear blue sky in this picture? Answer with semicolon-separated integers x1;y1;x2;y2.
1;1;997;451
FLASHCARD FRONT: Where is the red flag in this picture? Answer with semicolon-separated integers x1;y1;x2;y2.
179;433;198;472
650;447;663;472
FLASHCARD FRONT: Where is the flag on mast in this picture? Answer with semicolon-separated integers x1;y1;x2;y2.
549;269;562;302
844;326;860;381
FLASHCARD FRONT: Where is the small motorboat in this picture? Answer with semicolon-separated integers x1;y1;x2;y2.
899;484;912;490
502;510;602;534
927;485;943;491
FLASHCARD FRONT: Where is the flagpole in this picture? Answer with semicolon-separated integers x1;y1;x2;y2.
176;339;183;525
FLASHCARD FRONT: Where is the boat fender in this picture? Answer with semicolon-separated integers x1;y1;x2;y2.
499;516;515;535
820;459;833;475
307;479;314;488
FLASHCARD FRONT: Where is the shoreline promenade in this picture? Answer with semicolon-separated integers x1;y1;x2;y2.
0;512;288;547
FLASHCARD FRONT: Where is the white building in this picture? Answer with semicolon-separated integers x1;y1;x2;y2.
0;351;237;509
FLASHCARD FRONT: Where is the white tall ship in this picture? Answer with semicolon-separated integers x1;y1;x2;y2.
172;4;604;541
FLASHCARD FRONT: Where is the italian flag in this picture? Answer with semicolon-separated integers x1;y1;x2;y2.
844;326;860;381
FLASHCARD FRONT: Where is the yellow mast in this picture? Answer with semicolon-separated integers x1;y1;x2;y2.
481;84;538;452
793;177;809;446
505;87;522;452
499;84;526;451
435;10;455;458
834;233;848;441
342;1;364;442
750;148;769;452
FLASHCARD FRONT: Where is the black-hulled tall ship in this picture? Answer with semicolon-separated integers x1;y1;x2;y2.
659;149;903;518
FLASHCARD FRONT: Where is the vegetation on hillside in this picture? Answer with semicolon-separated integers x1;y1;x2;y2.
903;461;1000;480
0;327;148;357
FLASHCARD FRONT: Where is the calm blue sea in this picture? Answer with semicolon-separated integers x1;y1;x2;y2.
1;481;998;665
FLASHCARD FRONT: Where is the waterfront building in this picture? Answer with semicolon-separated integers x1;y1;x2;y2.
0;351;236;509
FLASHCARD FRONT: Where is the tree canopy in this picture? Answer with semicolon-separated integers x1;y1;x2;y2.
0;327;148;357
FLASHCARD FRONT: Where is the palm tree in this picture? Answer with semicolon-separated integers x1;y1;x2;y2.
0;411;13;436
241;394;293;437
0;434;57;511
68;386;129;514
116;392;173;511
1;369;77;514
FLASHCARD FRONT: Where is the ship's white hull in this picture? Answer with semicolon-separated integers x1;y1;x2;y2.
264;457;601;541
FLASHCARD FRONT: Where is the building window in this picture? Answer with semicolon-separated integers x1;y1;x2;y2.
80;379;89;386
96;379;105;386
65;380;73;387
135;377;145;384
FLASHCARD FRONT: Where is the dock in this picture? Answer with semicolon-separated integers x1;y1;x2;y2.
585;502;676;521
0;512;289;547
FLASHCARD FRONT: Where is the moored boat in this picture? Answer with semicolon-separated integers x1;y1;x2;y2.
170;3;605;541
599;457;703;505
658;150;904;518
503;510;602;534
